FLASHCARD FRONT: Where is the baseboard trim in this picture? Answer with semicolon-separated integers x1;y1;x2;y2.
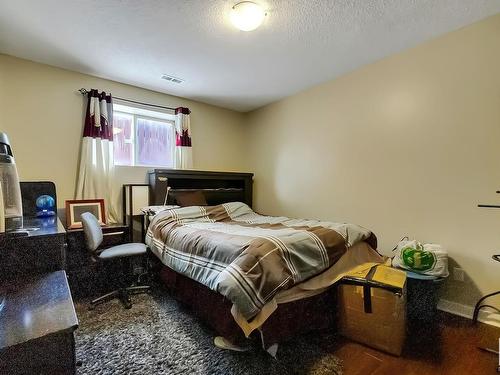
438;299;500;327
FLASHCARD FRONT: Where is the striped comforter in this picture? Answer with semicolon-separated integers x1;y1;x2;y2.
146;202;376;319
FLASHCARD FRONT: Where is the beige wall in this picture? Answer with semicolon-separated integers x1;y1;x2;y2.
245;14;500;312
1;14;500;316
0;54;248;211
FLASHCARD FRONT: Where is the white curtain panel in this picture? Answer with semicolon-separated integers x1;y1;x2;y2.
175;145;193;169
75;90;119;223
174;107;193;169
76;137;119;223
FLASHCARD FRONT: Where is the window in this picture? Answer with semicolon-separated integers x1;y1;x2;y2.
113;103;176;167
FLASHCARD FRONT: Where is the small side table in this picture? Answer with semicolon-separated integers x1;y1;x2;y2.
0;271;79;374
123;184;149;243
405;271;445;321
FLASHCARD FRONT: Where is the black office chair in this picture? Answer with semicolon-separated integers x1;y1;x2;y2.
472;254;500;323
80;212;150;309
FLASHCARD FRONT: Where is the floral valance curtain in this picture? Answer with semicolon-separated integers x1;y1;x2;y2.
75;89;119;223
175;107;193;169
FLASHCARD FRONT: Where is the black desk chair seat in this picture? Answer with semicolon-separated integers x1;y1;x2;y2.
472;254;500;323
80;212;150;309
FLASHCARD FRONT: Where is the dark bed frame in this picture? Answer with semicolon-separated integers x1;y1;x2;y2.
148;169;253;207
147;169;337;349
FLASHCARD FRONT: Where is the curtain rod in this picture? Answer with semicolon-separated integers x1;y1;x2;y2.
78;88;177;111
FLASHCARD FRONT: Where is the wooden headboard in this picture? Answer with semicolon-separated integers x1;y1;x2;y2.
148;169;254;207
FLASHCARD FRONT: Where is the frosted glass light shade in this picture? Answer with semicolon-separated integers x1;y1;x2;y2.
230;2;265;31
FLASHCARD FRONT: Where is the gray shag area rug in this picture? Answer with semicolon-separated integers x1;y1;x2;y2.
75;291;343;375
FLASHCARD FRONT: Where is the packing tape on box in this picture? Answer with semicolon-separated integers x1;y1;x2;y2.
343;264;406;314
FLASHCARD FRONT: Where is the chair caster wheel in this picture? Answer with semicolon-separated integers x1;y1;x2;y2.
120;293;132;309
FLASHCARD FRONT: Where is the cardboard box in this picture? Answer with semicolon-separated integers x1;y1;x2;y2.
338;264;407;356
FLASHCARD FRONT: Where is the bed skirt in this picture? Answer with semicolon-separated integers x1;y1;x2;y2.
158;265;337;346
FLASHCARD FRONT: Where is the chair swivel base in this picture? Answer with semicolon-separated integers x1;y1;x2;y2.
89;285;150;310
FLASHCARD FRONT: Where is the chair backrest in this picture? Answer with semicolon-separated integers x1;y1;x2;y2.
80;212;104;252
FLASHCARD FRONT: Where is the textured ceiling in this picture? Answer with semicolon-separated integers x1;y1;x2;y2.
0;0;499;112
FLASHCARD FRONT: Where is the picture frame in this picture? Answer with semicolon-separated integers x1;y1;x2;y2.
65;199;106;229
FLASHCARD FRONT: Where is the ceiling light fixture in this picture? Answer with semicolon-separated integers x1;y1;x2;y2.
230;2;266;32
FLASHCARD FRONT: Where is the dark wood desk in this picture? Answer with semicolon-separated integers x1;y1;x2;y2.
0;271;78;374
66;224;129;298
0;217;67;279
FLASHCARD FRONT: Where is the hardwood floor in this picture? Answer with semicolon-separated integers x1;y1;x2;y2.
327;312;500;374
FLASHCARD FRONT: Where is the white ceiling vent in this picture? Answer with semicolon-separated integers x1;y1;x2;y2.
161;74;184;84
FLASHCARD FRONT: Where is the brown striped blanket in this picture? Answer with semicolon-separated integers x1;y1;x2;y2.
145;202;376;320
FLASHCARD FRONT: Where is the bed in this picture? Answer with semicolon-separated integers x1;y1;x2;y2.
145;169;382;351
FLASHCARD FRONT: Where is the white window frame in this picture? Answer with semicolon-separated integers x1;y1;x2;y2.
113;102;176;168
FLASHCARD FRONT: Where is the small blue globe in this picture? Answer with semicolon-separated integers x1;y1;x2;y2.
36;195;56;217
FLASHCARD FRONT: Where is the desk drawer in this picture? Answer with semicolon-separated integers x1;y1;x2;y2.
0;233;66;278
102;230;127;247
